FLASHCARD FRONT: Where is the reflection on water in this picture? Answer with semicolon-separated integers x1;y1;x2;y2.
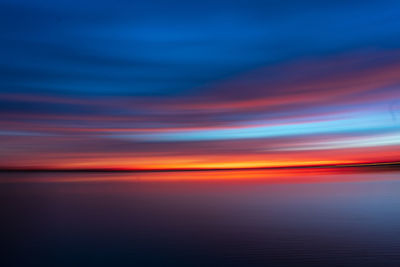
2;171;400;266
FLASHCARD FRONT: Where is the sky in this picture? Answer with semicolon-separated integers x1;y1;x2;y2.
1;0;400;169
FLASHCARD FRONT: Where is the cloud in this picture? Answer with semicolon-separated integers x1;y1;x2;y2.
1;1;400;168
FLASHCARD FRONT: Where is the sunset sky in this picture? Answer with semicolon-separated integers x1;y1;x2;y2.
1;0;400;169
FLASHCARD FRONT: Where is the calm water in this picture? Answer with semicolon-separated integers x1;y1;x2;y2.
2;171;400;266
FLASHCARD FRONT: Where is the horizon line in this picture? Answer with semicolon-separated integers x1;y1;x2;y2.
1;161;399;173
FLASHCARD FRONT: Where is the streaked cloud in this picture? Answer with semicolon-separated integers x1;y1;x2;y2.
1;0;400;169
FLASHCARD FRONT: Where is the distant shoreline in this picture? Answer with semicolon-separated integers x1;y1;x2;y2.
1;161;399;173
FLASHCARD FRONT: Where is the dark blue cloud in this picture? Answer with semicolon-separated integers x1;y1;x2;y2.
1;0;400;97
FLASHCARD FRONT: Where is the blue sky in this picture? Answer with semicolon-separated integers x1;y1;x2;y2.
1;0;400;168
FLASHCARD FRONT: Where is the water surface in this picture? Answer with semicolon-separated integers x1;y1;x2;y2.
2;170;400;266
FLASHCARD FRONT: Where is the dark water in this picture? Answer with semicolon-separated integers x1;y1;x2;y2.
2;171;400;266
